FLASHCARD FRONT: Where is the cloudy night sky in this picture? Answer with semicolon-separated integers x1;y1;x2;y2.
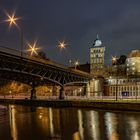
0;0;140;65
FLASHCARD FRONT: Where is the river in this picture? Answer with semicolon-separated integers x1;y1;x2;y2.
0;104;140;140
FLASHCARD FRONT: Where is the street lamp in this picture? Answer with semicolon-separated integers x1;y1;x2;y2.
57;40;67;50
74;60;80;69
26;40;40;56
5;10;23;57
69;59;72;67
112;56;118;101
112;56;118;65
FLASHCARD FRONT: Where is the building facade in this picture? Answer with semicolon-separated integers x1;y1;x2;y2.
105;77;140;97
104;50;140;97
90;35;105;76
126;50;140;76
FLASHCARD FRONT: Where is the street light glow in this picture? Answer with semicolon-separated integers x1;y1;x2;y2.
74;60;80;69
112;56;118;64
27;40;40;56
58;40;67;50
75;60;79;66
5;10;20;28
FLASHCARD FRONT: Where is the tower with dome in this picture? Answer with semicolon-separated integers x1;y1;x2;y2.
90;35;105;75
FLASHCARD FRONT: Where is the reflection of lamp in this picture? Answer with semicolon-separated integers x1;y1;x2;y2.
72;132;81;140
9;105;18;140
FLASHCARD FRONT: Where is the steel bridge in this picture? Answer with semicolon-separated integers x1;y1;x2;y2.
0;46;91;99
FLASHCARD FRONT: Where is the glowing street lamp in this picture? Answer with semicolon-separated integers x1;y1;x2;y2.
74;60;80;69
112;56;118;65
27;40;40;56
4;10;23;56
69;59;72;67
58;40;67;50
5;10;20;28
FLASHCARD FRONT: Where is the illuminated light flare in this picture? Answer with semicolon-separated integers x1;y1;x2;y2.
112;56;118;64
27;40;40;56
58;40;67;50
4;10;21;29
74;60;80;69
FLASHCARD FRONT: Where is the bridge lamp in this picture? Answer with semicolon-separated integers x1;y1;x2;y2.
27;41;40;56
4;10;23;57
74;60;80;69
69;59;72;67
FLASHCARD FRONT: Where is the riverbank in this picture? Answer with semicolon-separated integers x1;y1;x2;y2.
0;98;140;111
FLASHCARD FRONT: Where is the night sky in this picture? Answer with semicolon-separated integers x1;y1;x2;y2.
0;0;140;65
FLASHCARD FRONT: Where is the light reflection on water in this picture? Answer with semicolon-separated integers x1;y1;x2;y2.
104;112;119;140
0;105;140;140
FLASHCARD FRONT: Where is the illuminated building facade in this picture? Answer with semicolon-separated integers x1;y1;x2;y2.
90;35;105;76
105;77;140;96
105;50;140;97
126;50;140;76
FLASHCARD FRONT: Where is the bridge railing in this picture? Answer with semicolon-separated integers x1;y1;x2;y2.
0;46;28;57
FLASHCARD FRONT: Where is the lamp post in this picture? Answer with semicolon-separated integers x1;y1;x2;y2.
5;10;24;57
112;56;118;101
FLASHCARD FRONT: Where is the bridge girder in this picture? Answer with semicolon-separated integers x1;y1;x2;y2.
0;51;91;87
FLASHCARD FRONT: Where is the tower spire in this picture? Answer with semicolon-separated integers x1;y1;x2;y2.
96;34;99;40
94;34;102;47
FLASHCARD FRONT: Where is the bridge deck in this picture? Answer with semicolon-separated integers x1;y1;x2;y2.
0;46;91;78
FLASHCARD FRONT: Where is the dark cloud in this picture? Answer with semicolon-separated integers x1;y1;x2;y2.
0;0;140;65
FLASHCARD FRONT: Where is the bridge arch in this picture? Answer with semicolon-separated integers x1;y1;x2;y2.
0;49;91;99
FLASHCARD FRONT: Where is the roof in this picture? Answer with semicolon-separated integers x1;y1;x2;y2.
128;50;140;58
92;35;102;47
70;63;90;73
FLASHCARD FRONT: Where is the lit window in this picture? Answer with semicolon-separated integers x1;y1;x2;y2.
132;67;135;70
132;62;135;65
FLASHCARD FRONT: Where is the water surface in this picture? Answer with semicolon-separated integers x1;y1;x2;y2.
0;104;140;140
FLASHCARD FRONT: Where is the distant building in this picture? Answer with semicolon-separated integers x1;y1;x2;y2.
126;50;140;76
104;50;140;97
90;35;105;76
104;77;140;97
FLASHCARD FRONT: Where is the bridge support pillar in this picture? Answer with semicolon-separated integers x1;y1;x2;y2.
84;83;90;97
30;86;36;100
52;84;57;96
86;83;90;97
59;86;65;99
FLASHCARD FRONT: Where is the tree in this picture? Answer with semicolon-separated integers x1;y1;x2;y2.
37;51;46;59
117;55;127;65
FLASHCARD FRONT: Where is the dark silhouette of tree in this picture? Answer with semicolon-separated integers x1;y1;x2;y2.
112;55;127;65
37;51;46;59
34;51;50;61
117;55;127;65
